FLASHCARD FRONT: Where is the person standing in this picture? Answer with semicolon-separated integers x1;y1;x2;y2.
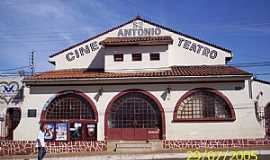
36;124;51;160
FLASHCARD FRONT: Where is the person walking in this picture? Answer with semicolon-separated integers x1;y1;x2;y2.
36;124;51;160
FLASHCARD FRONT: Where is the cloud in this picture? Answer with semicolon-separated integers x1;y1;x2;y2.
186;22;270;35
0;0;126;72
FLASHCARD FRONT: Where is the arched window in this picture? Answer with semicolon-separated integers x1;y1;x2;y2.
173;88;235;122
45;93;95;120
41;91;98;141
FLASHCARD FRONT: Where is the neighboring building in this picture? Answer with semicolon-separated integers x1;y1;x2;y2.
0;75;24;140
11;17;270;149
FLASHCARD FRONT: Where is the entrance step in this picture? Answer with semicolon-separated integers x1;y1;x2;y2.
107;140;162;153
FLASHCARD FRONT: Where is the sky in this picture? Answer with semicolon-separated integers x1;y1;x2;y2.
0;0;270;80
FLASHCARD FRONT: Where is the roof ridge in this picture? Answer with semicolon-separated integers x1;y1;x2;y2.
134;16;232;53
49;18;135;58
49;16;232;58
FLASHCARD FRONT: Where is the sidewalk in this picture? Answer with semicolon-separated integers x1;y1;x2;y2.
2;150;270;160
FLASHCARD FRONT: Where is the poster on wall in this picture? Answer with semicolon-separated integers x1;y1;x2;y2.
86;124;96;138
70;122;82;140
55;123;67;141
44;123;54;140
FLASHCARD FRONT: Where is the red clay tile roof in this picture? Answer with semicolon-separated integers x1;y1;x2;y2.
99;36;173;46
25;66;251;81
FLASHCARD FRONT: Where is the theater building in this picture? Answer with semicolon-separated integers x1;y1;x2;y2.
8;16;270;152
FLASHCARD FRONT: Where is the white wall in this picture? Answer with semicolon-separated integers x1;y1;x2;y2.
15;81;265;140
0;76;24;138
166;80;264;139
49;20;232;71
252;80;270;109
104;45;169;72
252;79;270;135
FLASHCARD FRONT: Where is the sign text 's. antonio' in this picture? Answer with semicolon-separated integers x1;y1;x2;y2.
117;28;161;37
178;37;218;59
66;41;99;62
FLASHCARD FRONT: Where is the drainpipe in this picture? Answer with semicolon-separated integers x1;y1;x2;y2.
248;76;253;100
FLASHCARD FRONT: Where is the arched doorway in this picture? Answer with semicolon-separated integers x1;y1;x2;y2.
6;108;21;140
105;89;165;140
265;103;270;137
41;91;98;141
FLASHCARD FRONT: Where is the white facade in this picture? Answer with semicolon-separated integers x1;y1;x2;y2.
13;17;270;141
104;45;169;72
15;79;269;140
49;18;232;71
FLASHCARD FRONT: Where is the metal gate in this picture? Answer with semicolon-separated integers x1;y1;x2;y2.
107;92;162;140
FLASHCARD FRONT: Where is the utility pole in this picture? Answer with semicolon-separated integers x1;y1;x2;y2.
30;51;35;76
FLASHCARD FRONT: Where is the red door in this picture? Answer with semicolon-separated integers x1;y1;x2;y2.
265;105;270;137
107;92;162;140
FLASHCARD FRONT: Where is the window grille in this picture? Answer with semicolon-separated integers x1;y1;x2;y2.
109;92;160;128
175;90;233;120
45;93;95;120
150;53;160;61
132;53;142;61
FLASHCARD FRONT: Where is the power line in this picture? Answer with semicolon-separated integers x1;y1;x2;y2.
255;73;270;76
0;65;31;72
230;61;270;68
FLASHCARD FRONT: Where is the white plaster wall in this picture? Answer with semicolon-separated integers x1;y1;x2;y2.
252;80;270;109
251;80;270;137
49;20;232;71
13;87;51;140
0;76;24;138
15;81;265;140
104;45;169;72
166;80;264;140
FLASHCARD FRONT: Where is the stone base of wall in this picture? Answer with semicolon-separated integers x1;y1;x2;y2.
2;139;270;156
163;138;270;150
0;140;106;156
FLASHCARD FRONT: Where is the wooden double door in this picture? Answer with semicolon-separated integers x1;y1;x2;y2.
107;92;162;140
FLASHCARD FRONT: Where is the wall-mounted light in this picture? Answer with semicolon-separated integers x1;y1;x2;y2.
94;87;104;102
161;87;171;101
256;91;263;100
0;115;4;122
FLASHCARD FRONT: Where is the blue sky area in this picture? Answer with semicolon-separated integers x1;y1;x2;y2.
0;0;270;80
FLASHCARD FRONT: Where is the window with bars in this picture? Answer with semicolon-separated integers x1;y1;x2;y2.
174;90;234;121
150;53;160;61
43;93;97;141
45;93;95;120
108;92;161;128
114;54;124;62
132;53;142;61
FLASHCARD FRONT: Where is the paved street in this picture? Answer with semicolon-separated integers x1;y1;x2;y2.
2;150;270;160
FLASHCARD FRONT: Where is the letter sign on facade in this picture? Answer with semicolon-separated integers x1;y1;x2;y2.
65;41;100;62
117;21;162;37
178;37;218;59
